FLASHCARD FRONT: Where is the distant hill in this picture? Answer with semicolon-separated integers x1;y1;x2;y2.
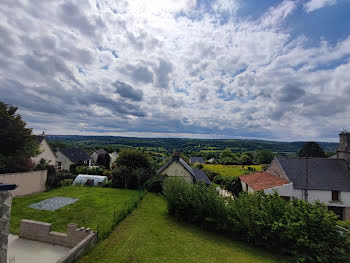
46;135;338;155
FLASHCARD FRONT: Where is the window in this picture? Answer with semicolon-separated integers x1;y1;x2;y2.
57;161;62;171
332;191;340;201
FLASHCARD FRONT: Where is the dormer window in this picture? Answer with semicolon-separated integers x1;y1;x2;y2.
332;191;340;201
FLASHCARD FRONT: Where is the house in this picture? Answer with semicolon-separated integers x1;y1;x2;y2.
189;157;205;164
55;148;91;171
109;152;119;167
31;133;58;170
90;149;108;165
240;132;350;220
240;172;293;201
157;152;211;185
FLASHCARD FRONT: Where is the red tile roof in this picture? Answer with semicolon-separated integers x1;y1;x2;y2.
239;172;290;191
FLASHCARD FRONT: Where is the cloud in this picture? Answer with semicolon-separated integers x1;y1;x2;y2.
114;81;144;101
304;0;337;13
0;0;349;141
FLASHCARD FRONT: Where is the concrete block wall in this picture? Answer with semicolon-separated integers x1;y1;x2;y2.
19;220;95;248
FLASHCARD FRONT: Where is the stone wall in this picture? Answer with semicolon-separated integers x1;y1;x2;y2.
0;170;47;197
0;191;12;263
266;159;289;180
19;220;96;248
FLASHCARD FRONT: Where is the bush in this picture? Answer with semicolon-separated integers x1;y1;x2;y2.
75;166;103;175
162;178;350;263
202;168;220;181
144;174;167;193
60;179;73;187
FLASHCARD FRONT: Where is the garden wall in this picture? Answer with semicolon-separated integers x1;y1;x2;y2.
0;170;47;197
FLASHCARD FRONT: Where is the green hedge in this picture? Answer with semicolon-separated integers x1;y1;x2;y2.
163;178;350;263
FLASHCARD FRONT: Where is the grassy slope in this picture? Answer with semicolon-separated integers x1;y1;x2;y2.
203;164;264;177
79;194;287;263
10;186;140;238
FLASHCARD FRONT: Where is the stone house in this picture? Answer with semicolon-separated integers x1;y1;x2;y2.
56;148;91;171
157;152;211;185
241;132;350;220
31;134;58;170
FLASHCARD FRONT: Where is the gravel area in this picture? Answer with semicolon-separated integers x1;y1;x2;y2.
28;197;79;211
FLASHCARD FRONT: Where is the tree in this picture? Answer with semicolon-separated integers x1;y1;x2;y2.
254;150;275;164
240;154;253;165
96;152;111;168
113;150;155;189
299;142;326;157
0;102;40;173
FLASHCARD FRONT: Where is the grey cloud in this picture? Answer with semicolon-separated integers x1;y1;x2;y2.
161;96;183;108
114;81;143;101
154;59;173;89
59;2;101;37
121;63;154;84
278;84;305;102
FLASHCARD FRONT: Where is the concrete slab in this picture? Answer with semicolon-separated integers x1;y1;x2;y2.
28;197;78;211
7;234;70;263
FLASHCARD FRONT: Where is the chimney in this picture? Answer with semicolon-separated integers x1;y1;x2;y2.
337;132;350;163
172;151;180;161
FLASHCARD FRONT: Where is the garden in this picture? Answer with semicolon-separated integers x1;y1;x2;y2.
10;186;145;239
78;194;287;263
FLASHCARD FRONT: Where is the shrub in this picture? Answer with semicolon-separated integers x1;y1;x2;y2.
162;178;350;263
60;179;73;187
202;168;220;181
75;166;103;175
144;174;167;193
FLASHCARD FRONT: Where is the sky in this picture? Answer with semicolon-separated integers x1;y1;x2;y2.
0;0;350;142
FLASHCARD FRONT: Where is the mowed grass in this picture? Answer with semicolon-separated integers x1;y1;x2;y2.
203;164;265;177
10;186;140;238
78;194;288;263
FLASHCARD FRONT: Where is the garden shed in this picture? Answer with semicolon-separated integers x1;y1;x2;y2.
72;175;107;186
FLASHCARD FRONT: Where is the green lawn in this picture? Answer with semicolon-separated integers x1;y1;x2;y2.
10;186;141;239
78;194;287;263
203;164;265;177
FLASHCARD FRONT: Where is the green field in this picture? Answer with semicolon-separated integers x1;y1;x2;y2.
79;194;287;263
203;164;265;177
10;186;141;238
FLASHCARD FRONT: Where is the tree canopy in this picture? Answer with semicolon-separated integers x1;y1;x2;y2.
0;102;40;173
298;142;326;158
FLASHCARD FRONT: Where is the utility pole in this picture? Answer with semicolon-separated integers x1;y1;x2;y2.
305;156;309;202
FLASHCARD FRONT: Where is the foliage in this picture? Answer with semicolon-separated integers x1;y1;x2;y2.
298;142;326;157
10;186;145;240
78;194;287;263
338;220;350;231
60;179;73;186
76;166;103;175
163;178;350;263
0;102;40;173
97;152;111;168
240;154;254;165
112;150;155;190
144;174;167;193
203;164;264;178
254;150;275;164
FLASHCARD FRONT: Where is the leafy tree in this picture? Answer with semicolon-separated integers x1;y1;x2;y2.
299;142;326;157
240;154;253;165
220;149;234;159
97;152;111;168
113;150;155;189
0;102;40;173
254;150;275;164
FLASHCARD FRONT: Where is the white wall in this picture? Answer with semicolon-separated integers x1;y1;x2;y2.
161;161;193;182
292;189;350;208
31;139;57;166
264;183;294;197
55;151;73;171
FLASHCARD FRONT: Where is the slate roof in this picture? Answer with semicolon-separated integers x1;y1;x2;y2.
157;157;211;184
275;157;350;191
59;148;91;163
95;149;107;155
240;172;290;191
189;157;205;164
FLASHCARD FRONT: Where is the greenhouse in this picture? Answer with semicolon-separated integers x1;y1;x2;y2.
72;174;107;186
